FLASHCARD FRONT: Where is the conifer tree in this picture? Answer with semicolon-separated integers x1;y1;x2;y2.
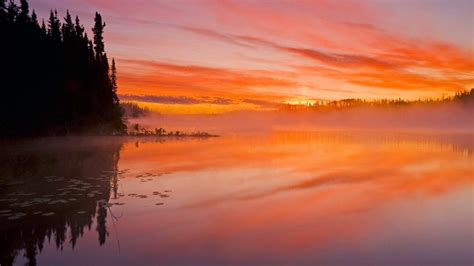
111;58;117;93
31;9;37;26
17;0;28;23
0;1;126;136
87;39;94;60
6;0;18;22
74;15;83;38
48;9;61;42
92;12;105;61
40;18;46;36
0;0;7;22
110;58;120;104
61;10;74;41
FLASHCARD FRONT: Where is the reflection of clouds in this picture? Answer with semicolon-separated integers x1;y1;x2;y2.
122;130;473;177
118;131;472;259
2;132;468;264
116;131;474;235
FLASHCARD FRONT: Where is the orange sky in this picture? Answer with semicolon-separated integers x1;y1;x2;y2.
31;0;474;114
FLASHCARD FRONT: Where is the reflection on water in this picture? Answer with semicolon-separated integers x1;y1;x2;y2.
0;138;122;265
0;131;472;265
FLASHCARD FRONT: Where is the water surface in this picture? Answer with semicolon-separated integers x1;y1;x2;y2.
1;130;473;265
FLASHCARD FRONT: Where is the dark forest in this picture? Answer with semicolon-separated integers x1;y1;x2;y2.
0;0;126;136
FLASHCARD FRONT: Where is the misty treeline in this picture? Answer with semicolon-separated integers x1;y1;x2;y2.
0;0;126;136
120;101;151;118
282;89;474;111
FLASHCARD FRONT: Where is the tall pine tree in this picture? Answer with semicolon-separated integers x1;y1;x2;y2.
92;12;105;61
61;10;74;42
48;9;61;42
6;0;18;22
0;0;7;22
17;0;28;23
111;58;117;93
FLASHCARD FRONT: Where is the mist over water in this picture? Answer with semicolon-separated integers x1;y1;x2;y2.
129;101;474;135
2;88;473;266
2;0;473;264
1;129;473;265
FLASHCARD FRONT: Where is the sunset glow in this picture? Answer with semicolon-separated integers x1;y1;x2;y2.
2;1;473;264
28;0;474;114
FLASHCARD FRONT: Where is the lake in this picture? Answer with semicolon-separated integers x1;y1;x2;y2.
1;130;473;265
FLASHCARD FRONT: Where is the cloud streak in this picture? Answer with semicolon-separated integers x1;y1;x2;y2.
29;0;474;112
120;94;234;105
117;58;301;101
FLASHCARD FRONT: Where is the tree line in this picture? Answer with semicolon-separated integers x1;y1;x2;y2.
282;88;474;111
0;0;126;136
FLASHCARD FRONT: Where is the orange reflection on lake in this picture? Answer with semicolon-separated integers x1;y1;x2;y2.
1;131;473;265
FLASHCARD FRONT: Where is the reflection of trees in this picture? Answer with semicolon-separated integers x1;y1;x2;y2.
275;131;474;155
97;204;109;246
0;138;123;266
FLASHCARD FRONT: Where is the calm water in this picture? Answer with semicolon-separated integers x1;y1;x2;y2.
1;131;473;265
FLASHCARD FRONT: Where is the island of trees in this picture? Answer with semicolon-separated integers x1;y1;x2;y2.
0;0;125;136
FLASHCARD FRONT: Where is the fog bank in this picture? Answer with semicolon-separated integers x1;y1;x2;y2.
127;101;474;135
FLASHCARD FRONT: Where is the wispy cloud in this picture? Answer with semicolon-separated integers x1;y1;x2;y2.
29;0;474;111
161;27;474;93
117;59;300;100
119;94;235;105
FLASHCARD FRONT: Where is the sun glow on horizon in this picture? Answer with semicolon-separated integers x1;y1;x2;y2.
131;100;267;115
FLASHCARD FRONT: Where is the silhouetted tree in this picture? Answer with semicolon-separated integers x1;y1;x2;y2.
111;58;117;92
0;0;126;136
6;1;18;22
74;15;83;37
17;0;28;23
61;10;74;42
0;0;6;22
40;18;46;35
30;9;37;25
92;12;105;61
111;58;120;104
48;9;61;42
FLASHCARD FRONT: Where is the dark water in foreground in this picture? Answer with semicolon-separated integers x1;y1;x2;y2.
1;131;473;265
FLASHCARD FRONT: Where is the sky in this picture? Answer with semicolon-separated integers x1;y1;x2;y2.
29;0;474;114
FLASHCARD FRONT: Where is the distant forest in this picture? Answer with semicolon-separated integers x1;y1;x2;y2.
0;0;126;136
282;89;474;111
